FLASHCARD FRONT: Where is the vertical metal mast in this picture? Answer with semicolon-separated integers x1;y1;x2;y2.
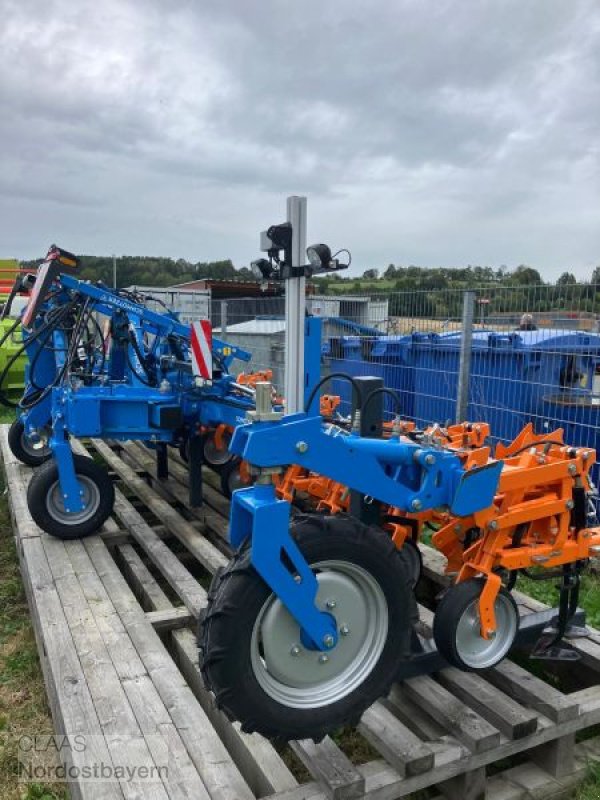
284;196;307;413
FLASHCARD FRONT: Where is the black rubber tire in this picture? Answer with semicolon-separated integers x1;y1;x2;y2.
27;454;115;539
433;578;518;671
199;513;418;741
219;458;251;499
402;538;423;588
8;419;51;467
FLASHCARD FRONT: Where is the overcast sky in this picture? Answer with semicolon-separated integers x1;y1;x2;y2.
1;0;599;278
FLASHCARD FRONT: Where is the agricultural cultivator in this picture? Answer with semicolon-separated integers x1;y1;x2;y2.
199;382;600;741
196;202;600;743
10;212;600;747
6;245;272;538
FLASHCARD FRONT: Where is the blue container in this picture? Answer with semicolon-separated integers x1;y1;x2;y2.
413;328;600;443
322;336;380;414
369;335;417;418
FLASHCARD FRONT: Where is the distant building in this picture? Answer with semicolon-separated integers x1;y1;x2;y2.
170;278;282;299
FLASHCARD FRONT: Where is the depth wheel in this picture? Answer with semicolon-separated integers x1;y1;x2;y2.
433;578;518;670
220;458;251;498
27;454;115;539
202;430;233;470
199;513;417;741
8;419;51;467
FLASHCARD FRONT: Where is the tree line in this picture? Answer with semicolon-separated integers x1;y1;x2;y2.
20;255;255;288
19;254;600;319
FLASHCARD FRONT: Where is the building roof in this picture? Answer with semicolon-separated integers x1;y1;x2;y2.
214;318;287;335
170;278;282;297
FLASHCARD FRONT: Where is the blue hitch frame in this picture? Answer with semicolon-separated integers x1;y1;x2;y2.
230;482;338;651
227;410;504;654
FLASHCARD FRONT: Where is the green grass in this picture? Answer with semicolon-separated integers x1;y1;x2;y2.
0;415;68;800
0;406;16;425
518;571;600;630
576;760;600;800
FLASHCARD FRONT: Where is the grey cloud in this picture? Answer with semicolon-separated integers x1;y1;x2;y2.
0;0;599;276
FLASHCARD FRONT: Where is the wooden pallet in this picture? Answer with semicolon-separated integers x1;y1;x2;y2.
2;425;600;800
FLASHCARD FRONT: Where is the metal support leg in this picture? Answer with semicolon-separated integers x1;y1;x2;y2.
188;435;203;507
156;442;169;480
456;290;475;424
284;196;307;414
350;376;383;526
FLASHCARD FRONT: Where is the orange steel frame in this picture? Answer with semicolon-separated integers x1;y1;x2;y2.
203;386;600;644
275;420;600;641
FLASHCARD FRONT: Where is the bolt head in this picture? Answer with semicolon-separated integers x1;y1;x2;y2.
340;624;350;636
488;520;498;530
568;464;577;475
454;524;462;533
295;441;308;454
326;599;336;609
318;654;329;664
290;645;301;656
424;454;435;465
411;499;422;511
566;499;575;510
323;634;335;648
487;630;497;639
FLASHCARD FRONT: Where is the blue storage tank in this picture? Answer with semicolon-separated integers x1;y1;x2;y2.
412;331;491;429
369;335;417;418
322;336;380;414
413;328;600;443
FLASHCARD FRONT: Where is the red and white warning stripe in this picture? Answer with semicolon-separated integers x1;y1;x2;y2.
190;320;213;379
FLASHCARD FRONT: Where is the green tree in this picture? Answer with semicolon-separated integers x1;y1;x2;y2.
557;271;576;286
362;268;379;280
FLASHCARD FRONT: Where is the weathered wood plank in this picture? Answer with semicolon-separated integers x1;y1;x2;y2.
82;536;254;800
291;738;365;800
108;488;207;617
359;703;435;777
485;660;580;724
402;675;500;753
437;668;538;740
92;439;228;574
437;766;486;800
122;441;230;542
115;542;172;612
0;432;124;800
114;539;297;797
145;606;193;632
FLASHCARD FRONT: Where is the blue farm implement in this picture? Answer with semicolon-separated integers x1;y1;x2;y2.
197;381;600;741
196;203;600;743
9;245;270;538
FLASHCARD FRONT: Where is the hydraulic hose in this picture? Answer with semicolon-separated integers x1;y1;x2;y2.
304;372;362;415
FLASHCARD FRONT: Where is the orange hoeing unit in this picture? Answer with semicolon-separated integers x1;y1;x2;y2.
433;424;600;640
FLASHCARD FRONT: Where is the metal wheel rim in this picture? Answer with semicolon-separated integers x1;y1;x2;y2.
455;592;517;668
46;476;101;525
228;467;247;494
250;559;389;709
20;431;50;460
203;434;232;466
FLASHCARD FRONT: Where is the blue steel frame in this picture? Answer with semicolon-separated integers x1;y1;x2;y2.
21;272;253;514
228;412;503;651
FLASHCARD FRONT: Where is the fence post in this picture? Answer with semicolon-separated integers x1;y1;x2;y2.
220;300;228;336
456;290;475;423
